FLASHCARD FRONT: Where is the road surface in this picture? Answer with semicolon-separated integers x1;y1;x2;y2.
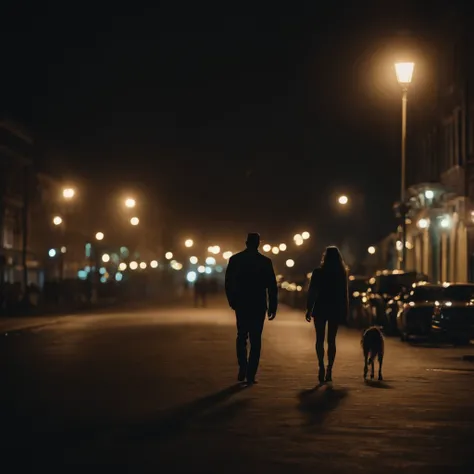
1;299;474;473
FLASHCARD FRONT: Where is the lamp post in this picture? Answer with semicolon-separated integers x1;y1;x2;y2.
395;61;415;271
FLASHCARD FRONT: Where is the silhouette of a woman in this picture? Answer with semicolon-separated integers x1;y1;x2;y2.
305;246;349;383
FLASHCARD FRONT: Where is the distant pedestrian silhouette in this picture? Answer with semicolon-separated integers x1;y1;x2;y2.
225;233;278;384
194;276;208;307
306;246;348;384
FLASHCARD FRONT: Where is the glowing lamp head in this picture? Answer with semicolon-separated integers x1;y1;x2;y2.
185;239;194;248
272;247;280;255
417;218;429;230
338;195;348;205
190;256;198;264
395;62;415;85
53;216;63;226
301;232;310;240
95;232;104;241
130;217;139;226
440;216;450;229
279;243;287;251
102;254;110;263
125;198;136;208
263;244;271;253
368;246;376;255
62;188;75;199
150;260;159;268
286;259;295;268
165;252;173;260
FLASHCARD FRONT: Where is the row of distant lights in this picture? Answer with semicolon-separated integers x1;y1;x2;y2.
262;232;310;255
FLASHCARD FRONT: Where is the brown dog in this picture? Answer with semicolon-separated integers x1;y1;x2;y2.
361;326;384;381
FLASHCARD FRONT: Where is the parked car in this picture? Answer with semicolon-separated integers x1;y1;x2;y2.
348;276;372;328
397;284;444;341
431;283;474;344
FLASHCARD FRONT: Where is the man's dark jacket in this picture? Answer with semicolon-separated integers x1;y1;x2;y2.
225;249;278;314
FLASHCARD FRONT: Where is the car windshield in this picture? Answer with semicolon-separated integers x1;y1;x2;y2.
443;285;474;302
410;286;444;302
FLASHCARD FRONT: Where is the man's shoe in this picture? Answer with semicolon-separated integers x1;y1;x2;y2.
238;369;246;382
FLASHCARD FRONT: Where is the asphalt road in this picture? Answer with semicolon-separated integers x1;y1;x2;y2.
1;298;474;473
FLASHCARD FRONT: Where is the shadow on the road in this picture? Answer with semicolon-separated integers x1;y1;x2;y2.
364;380;393;389
125;383;247;442
297;385;348;426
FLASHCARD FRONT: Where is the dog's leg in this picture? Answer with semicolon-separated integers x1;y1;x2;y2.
378;355;383;381
370;357;375;379
363;351;368;380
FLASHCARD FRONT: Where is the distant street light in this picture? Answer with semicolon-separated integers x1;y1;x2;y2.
62;188;75;199
272;247;280;255
95;232;104;241
417;218;429;230
48;249;57;258
293;234;302;241
190;256;198;264
338;195;348;205
279;243;287;251
440;216;450;229
286;259;295;268
197;265;206;273
301;232;310;240
263;244;272;253
368;246;376;255
185;239;194;248
119;262;127;271
425;189;434;199
223;251;233;260
206;256;216;265
130;217;139;226
165;252;173;260
150;260;159;268
102;254;110;263
394;61;415;271
129;261;138;270
125;198;136;208
53;216;63;226
139;262;147;269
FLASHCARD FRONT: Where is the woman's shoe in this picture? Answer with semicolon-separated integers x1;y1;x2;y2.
325;366;332;382
318;366;325;384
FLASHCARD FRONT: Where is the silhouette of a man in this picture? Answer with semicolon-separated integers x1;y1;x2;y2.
225;233;278;384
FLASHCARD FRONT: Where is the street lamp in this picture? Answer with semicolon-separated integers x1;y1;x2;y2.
165;252;173;260
130;217;139;226
338;195;348;205
301;232;310;240
395;61;415;271
185;239;194;248
62;188;75;199
190;256;198;264
417;218;429;229
125;198;136;208
272;247;280;255
279;243;287;251
53;216;63;226
95;232;104;241
286;259;295;268
263;244;271;253
368;246;376;255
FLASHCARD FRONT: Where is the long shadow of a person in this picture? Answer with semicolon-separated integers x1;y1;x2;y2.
125;383;248;442
297;384;348;426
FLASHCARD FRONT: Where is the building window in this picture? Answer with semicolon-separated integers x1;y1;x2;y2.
2;225;14;249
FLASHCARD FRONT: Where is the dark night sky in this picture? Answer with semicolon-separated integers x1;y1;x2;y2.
1;1;466;260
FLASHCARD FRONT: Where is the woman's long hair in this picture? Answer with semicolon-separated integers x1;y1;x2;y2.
320;246;347;277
